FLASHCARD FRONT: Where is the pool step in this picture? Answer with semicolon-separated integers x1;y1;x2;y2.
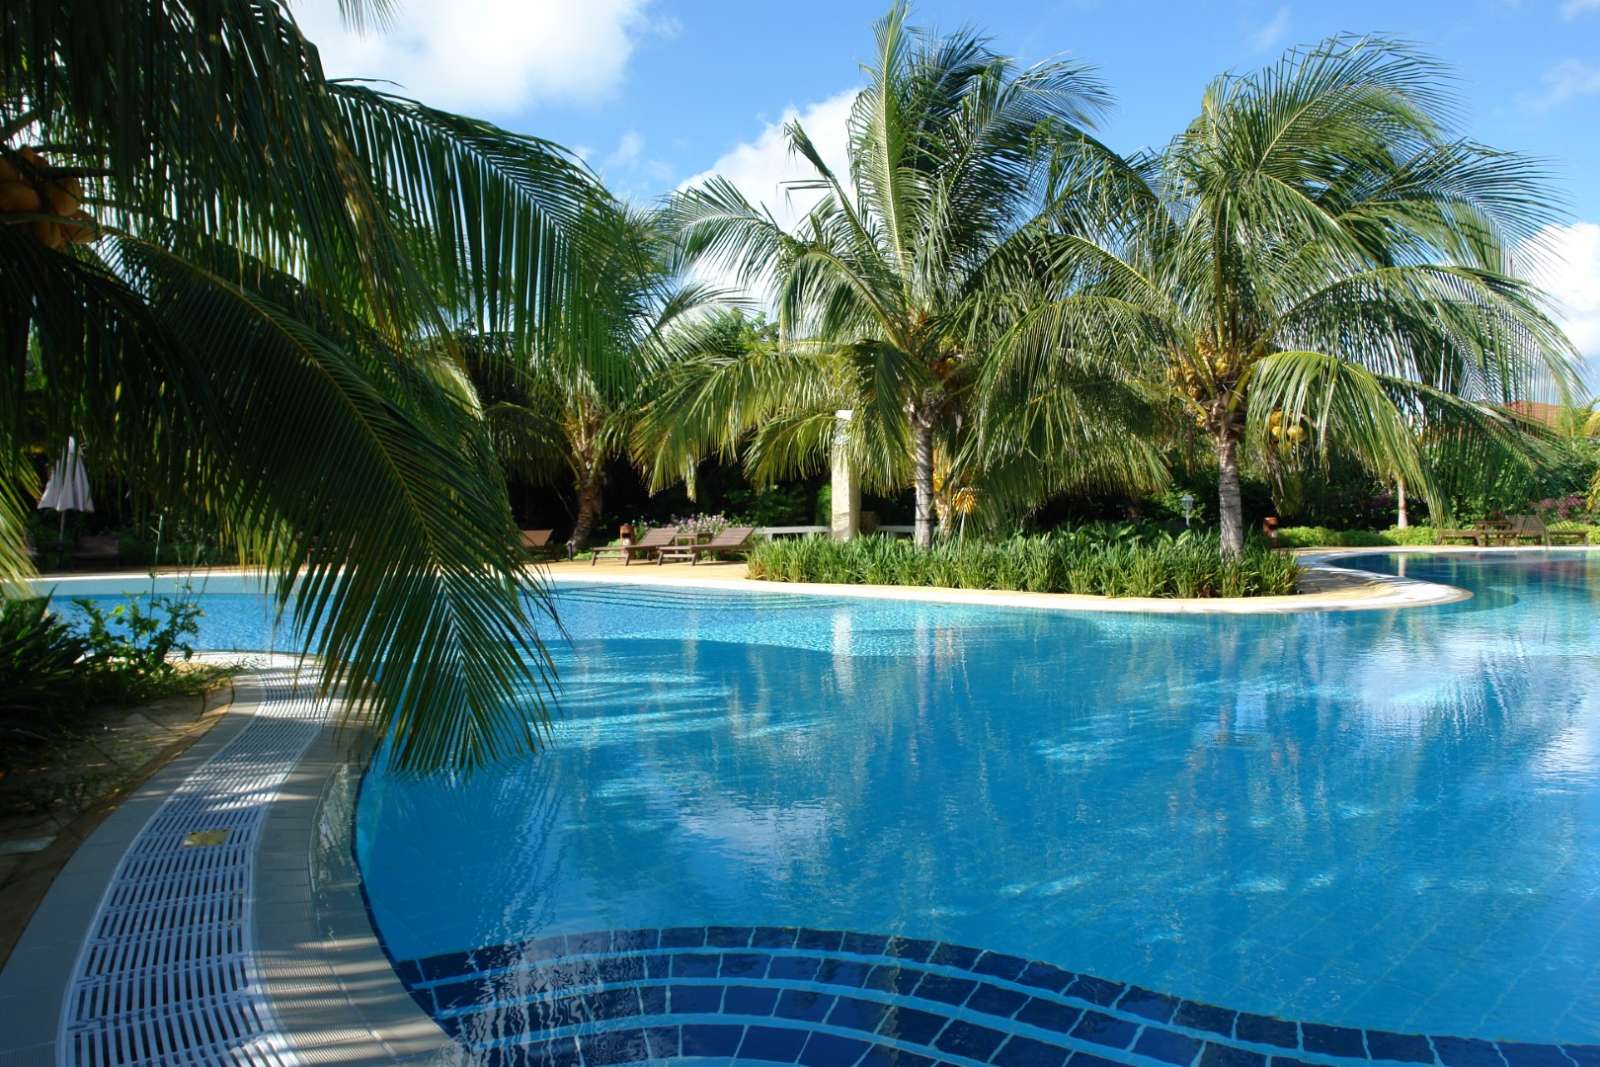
390;927;1590;1067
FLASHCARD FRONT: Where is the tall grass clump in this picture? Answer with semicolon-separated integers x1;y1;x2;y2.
747;530;1298;599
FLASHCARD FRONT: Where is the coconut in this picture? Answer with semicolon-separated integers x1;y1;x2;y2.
45;180;80;217
30;219;64;249
0;180;41;213
63;210;99;244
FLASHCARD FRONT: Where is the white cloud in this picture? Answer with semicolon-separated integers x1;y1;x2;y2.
676;88;858;301
680;89;858;227
1525;222;1600;392
291;0;657;115
1252;6;1292;53
1527;58;1600;112
1562;0;1600;16
605;131;645;170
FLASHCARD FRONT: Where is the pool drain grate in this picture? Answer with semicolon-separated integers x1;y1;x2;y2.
59;668;325;1067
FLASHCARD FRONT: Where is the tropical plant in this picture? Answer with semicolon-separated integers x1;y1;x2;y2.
464;205;720;548
983;35;1581;555
71;590;203;701
654;2;1164;547
746;530;1298;597
0;595;86;718
1;1;612;769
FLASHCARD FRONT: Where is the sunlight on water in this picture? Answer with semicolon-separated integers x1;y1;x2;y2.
65;554;1600;1042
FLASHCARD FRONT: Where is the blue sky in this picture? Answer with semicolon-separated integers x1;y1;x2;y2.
299;0;1600;380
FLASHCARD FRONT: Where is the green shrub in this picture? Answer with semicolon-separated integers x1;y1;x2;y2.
1275;523;1598;549
0;598;90;717
2;590;231;750
1275;525;1436;548
746;530;1298;599
71;591;205;703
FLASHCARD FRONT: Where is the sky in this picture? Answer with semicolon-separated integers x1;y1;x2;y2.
294;0;1600;387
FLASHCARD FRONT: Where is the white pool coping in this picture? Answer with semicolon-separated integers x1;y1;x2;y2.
0;661;457;1067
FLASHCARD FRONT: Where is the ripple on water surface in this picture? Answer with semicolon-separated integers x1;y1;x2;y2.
83;555;1600;1047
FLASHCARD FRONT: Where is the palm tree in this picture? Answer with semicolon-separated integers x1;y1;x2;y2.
663;2;1161;547
464;205;721;549
984;35;1580;555
1;2;613;770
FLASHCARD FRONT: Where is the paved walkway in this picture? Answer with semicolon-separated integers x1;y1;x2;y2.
0;659;326;1067
0;685;236;968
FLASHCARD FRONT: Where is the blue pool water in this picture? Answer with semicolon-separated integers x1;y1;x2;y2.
51;555;1600;1059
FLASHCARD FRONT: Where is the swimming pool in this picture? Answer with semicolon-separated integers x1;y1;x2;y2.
52;554;1600;1062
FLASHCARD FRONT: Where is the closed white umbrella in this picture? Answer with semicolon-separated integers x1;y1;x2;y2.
38;437;94;538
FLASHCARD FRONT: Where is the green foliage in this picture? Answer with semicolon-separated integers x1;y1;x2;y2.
70;591;204;703
1271;524;1600;548
1435;440;1599;521
981;33;1580;555
1;591;229;750
3;0;618;773
0;597;88;717
747;531;1298;598
653;3;1162;541
723;484;816;527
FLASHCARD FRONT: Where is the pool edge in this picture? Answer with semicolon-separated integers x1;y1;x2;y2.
543;548;1493;614
254;700;464;1065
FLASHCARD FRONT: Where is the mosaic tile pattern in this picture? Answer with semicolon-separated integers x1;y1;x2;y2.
392;927;1599;1067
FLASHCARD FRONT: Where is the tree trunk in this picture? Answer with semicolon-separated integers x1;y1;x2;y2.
911;406;935;549
1395;477;1409;529
571;465;604;550
1216;429;1245;558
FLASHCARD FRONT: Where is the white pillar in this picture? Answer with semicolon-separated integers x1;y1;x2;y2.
831;409;860;541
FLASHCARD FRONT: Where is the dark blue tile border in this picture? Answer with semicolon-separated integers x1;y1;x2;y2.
383;923;1597;1067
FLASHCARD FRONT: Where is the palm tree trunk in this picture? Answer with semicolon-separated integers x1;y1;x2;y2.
1217;429;1245;558
1395;476;1409;529
912;405;935;549
571;466;604;549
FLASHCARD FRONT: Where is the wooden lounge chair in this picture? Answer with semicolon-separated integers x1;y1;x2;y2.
520;528;563;560
71;533;120;565
1438;527;1483;546
1509;515;1590;546
657;526;755;565
590;525;677;566
1479;518;1517;547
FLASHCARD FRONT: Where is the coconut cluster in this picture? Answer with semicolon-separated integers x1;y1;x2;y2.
1267;409;1306;445
0;146;98;249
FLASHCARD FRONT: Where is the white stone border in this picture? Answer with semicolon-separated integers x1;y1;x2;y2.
545;554;1481;614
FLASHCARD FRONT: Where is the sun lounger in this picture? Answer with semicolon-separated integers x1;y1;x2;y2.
1438;527;1483;546
657;526;756;565
590;525;677;566
71;533;120;564
1508;515;1590;546
520;529;564;559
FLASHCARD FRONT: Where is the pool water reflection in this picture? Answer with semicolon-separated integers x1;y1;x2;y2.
345;553;1600;1047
